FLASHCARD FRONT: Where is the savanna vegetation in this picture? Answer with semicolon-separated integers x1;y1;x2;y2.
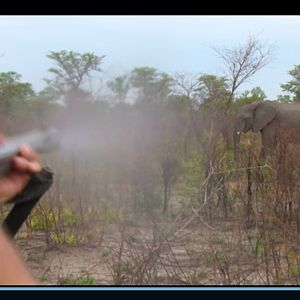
2;35;300;285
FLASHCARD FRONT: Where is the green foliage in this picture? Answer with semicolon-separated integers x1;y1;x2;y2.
214;251;228;263
50;232;77;245
254;240;265;256
277;94;292;103
196;74;230;109
101;248;111;257
287;250;300;267
166;94;190;111
0;71;35;118
210;236;225;245
202;251;215;263
107;75;130;103
179;151;203;197
129;66;172;103
202;249;228;264
100;205;124;224
279;65;300;102
45;50;105;94
38;85;62;102
189;268;207;283
130;67;158;88
30;211;57;231
60;276;97;285
229;86;267;114
240;86;267;102
30;207;77;231
50;232;64;244
289;260;300;277
29;207;78;246
65;233;77;245
141;191;162;211
0;72;34;98
62;207;77;226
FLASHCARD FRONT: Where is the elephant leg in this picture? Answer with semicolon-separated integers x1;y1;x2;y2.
260;128;276;162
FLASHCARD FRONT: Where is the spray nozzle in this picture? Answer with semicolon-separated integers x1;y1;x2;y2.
0;127;60;175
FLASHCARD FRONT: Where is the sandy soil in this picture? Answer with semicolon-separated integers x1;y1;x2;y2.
13;220;277;286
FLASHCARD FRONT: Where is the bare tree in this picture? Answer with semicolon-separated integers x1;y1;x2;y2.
170;72;201;159
171;72;200;106
213;35;274;105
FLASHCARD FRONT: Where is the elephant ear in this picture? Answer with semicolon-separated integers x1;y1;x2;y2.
253;103;277;132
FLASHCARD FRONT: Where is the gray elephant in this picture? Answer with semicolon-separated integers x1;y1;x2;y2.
233;100;300;161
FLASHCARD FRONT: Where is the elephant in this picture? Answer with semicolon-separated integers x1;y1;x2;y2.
233;100;300;161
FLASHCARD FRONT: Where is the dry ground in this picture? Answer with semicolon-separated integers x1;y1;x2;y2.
14;218;288;286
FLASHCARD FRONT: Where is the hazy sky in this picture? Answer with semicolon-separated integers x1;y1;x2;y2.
0;15;299;99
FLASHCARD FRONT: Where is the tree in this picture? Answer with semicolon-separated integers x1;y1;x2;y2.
31;90;65;129
166;95;192;160
279;65;300;102
234;86;267;108
0;72;34;104
38;85;62;103
45;50;105;98
195;74;230;109
130;67;172;103
0;72;35;130
214;35;274;105
186;74;232;219
171;72;200;108
169;73;203;159
277;94;292;103
161;157;180;214
107;75;130;103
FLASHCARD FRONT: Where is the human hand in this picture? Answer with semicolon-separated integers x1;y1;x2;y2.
0;140;41;204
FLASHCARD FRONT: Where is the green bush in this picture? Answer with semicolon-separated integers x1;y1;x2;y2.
30;211;56;231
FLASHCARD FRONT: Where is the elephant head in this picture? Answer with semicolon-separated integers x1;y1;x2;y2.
233;101;277;161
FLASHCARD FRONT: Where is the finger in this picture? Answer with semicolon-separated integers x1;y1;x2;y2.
12;156;42;173
5;173;31;194
19;145;38;162
0;133;6;145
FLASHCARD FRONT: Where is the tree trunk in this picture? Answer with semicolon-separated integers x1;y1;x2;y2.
163;182;168;214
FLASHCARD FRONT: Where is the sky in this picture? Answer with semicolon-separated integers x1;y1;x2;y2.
0;15;299;100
